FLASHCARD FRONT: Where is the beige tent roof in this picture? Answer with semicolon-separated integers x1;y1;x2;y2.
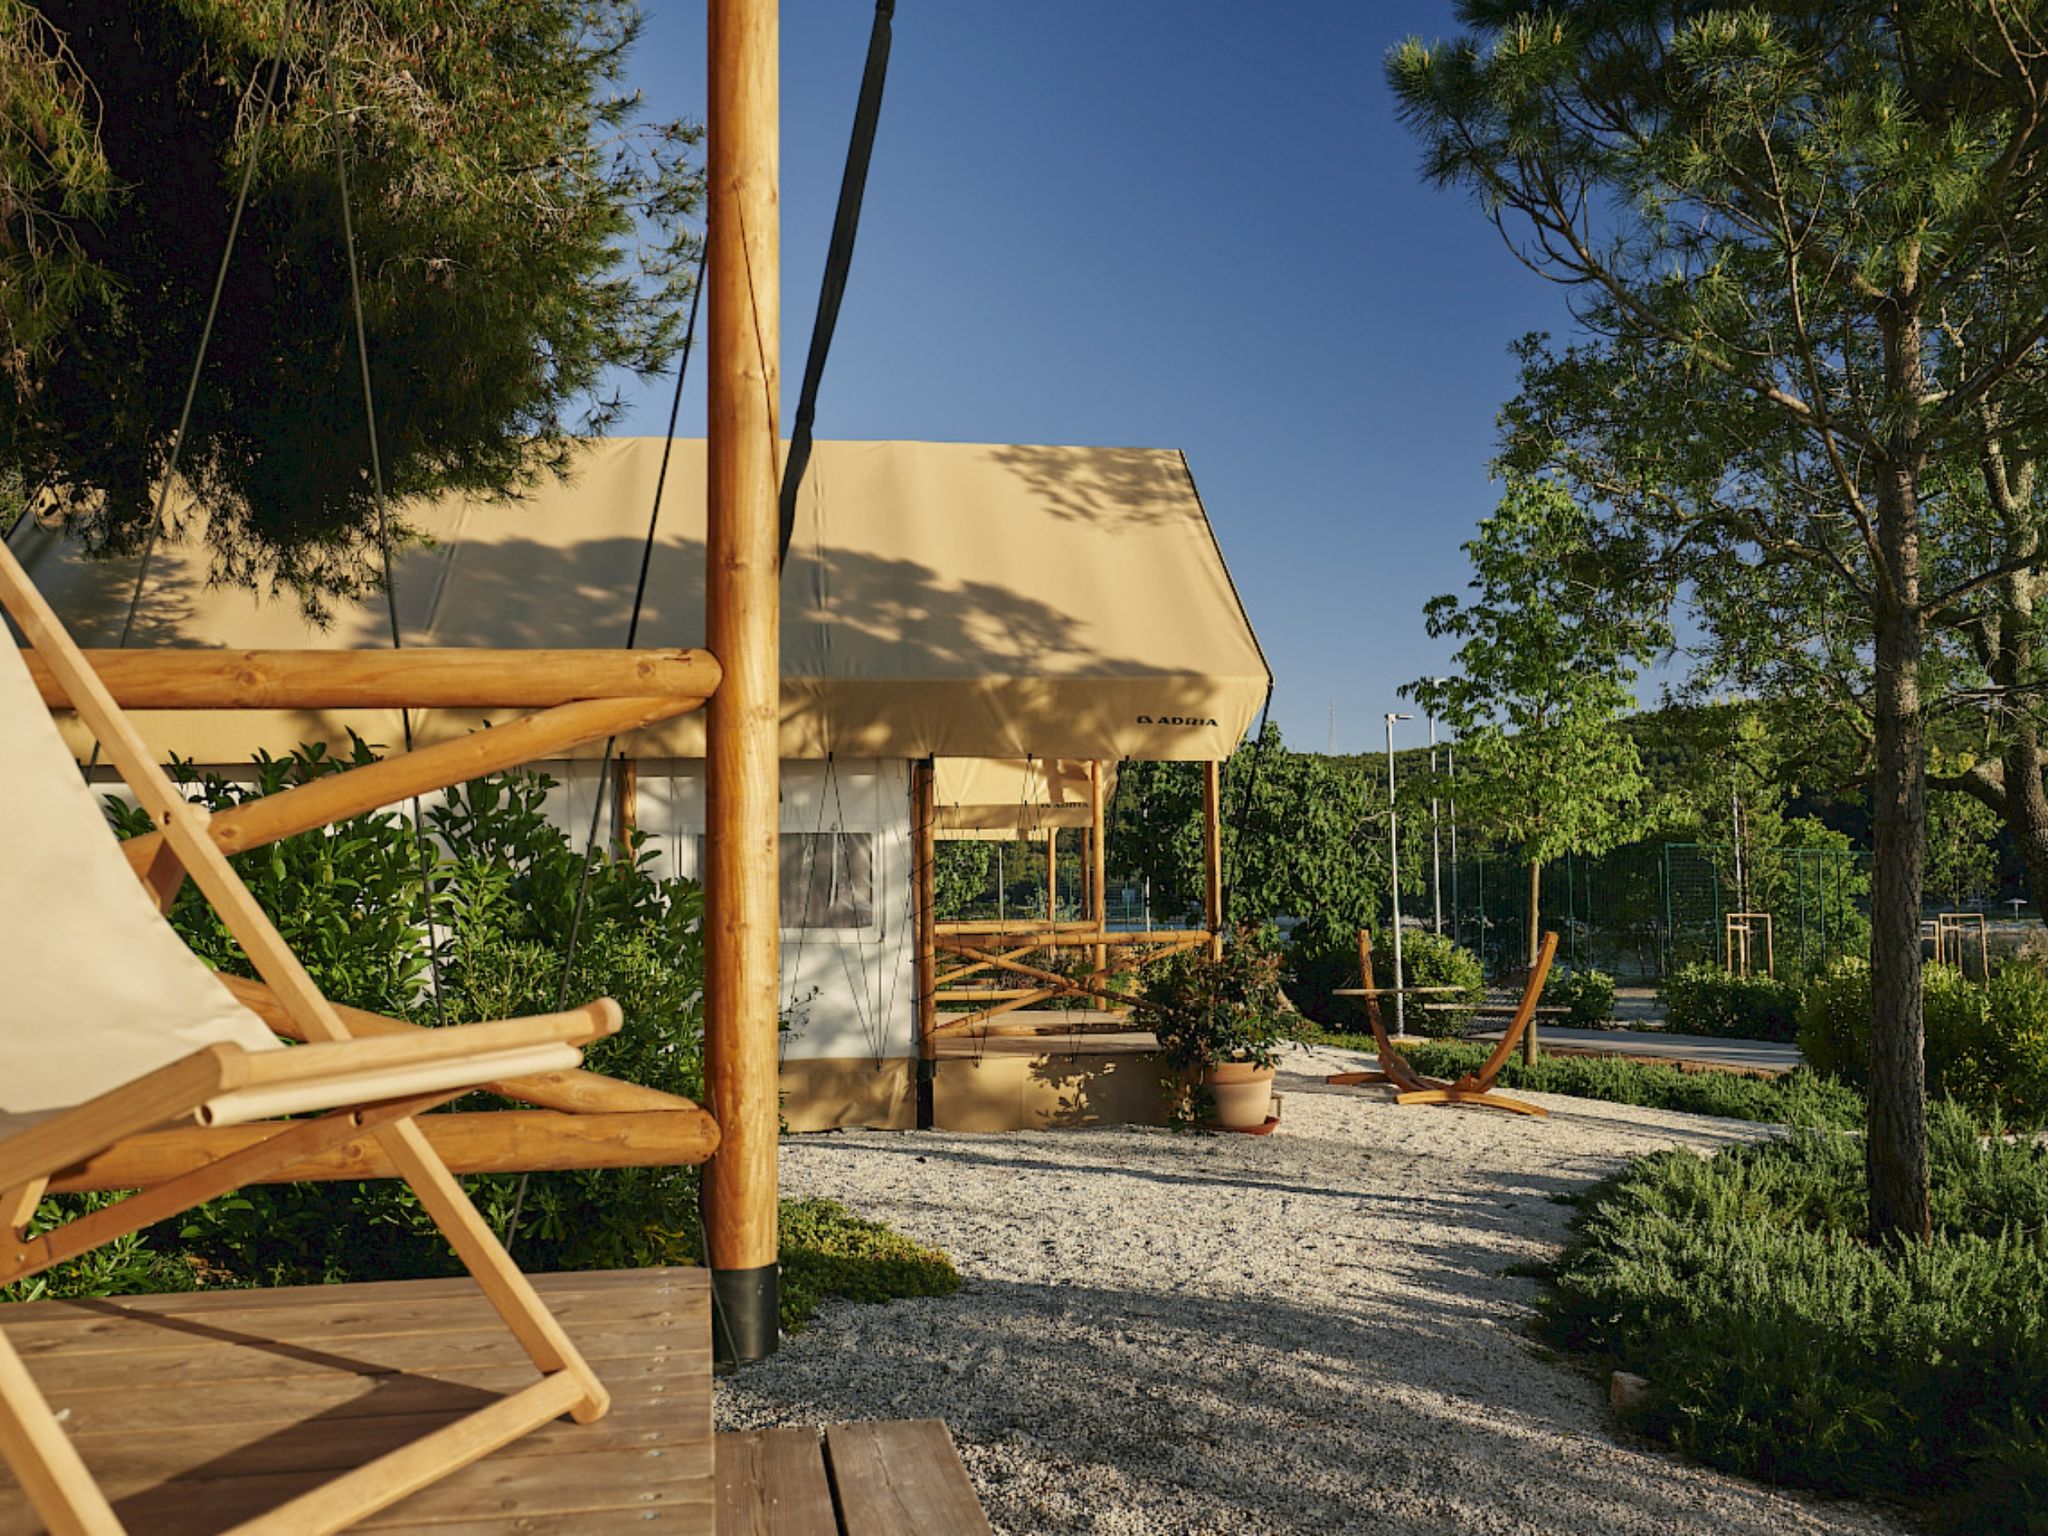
15;438;1269;764
932;757;1115;839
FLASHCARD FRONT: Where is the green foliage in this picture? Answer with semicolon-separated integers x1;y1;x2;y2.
1390;931;1486;1037
1545;966;1616;1027
1662;963;1803;1043
4;0;700;608
1406;476;1661;961
1538;1106;2048;1529
1143;927;1299;1078
1342;1039;1863;1129
931;840;995;916
59;746;705;1289
773;1198;961;1333
1928;792;2004;909
1800;959;2048;1127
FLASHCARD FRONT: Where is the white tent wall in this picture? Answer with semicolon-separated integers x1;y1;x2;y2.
531;755;919;1131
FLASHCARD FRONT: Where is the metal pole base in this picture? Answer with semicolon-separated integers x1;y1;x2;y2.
710;1264;780;1372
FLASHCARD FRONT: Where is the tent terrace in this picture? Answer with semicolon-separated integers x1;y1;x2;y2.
16;436;1270;1134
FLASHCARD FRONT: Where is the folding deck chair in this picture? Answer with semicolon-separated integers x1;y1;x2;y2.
0;542;705;1536
1327;928;1561;1117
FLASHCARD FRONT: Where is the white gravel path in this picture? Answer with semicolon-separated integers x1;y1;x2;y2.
717;1042;1907;1535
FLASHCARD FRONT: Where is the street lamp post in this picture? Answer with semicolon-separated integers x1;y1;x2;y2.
1428;708;1443;936
1448;743;1459;947
1386;711;1414;1036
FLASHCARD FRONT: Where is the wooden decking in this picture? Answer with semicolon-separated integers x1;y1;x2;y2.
716;1422;992;1535
0;1267;712;1533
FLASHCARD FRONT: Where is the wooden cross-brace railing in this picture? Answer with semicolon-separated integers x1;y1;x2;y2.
929;927;1211;1035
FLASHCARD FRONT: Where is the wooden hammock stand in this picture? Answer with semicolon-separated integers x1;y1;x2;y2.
1326;927;1560;1118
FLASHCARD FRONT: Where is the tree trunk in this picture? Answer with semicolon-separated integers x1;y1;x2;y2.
1868;462;1932;1245
1524;856;1542;1066
2002;727;2048;923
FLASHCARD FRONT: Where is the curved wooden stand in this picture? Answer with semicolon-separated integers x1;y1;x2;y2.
1328;928;1560;1118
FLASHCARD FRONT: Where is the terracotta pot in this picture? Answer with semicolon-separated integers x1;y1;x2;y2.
1201;1061;1276;1129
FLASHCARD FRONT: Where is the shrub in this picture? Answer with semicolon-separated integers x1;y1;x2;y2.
1661;962;1802;1041
1143;926;1298;1074
1545;965;1616;1026
1800;957;2048;1126
1396;931;1486;1035
1284;928;1484;1037
1538;1103;2048;1531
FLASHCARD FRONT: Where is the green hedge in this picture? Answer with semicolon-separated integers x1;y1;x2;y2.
1801;958;2048;1127
1538;1104;2048;1531
1661;963;1802;1041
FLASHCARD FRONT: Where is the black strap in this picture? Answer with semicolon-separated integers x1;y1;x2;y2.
779;0;896;566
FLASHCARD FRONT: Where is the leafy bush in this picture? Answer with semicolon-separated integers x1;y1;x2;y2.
1539;1104;2048;1531
1661;962;1802;1041
1143;926;1298;1074
1799;957;2048;1126
1544;965;1616;1026
1382;1040;1861;1128
1397;931;1486;1036
1287;928;1482;1037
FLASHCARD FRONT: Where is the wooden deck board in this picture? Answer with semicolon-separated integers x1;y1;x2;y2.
0;1268;712;1535
715;1422;991;1536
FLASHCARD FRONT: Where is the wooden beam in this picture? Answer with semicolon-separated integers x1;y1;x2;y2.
914;759;938;1071
1090;760;1108;978
614;755;639;853
1202;758;1223;961
120;694;697;901
26;648;719;711
46;1107;721;1194
702;0;782;1367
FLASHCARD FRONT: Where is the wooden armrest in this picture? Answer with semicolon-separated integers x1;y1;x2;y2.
236;1001;622;1089
30;647;720;710
215;974;700;1116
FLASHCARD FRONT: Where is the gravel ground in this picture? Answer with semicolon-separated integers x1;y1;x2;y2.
716;1042;1906;1536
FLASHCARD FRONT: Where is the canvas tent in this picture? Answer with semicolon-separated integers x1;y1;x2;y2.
13;438;1269;1129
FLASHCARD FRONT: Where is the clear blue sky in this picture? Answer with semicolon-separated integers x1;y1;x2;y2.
620;1;1568;756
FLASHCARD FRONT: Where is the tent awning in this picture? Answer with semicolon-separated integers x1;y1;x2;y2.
16;439;1270;764
931;757;1114;839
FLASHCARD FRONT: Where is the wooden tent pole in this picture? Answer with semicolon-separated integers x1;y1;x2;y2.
1090;761;1108;976
613;756;639;854
1045;825;1059;965
913;759;938;1128
702;0;781;1369
1203;759;1224;961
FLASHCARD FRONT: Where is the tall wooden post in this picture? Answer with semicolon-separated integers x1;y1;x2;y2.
912;759;937;1128
1202;759;1223;961
612;755;638;855
1090;760;1108;978
702;0;780;1369
1044;824;1059;968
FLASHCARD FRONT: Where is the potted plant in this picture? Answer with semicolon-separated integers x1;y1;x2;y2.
1142;927;1299;1128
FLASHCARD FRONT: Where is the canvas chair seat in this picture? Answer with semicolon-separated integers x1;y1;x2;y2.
0;626;581;1132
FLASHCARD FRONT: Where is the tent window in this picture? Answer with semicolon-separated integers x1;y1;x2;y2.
780;832;875;929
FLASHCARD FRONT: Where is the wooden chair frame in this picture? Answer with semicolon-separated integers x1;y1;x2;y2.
1327;928;1561;1118
0;542;710;1536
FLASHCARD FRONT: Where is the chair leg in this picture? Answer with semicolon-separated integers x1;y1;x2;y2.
372;1118;611;1423
0;1322;125;1536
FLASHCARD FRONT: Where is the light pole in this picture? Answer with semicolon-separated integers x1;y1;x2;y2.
1428;704;1443;937
1448;743;1459;947
1386;711;1413;1036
